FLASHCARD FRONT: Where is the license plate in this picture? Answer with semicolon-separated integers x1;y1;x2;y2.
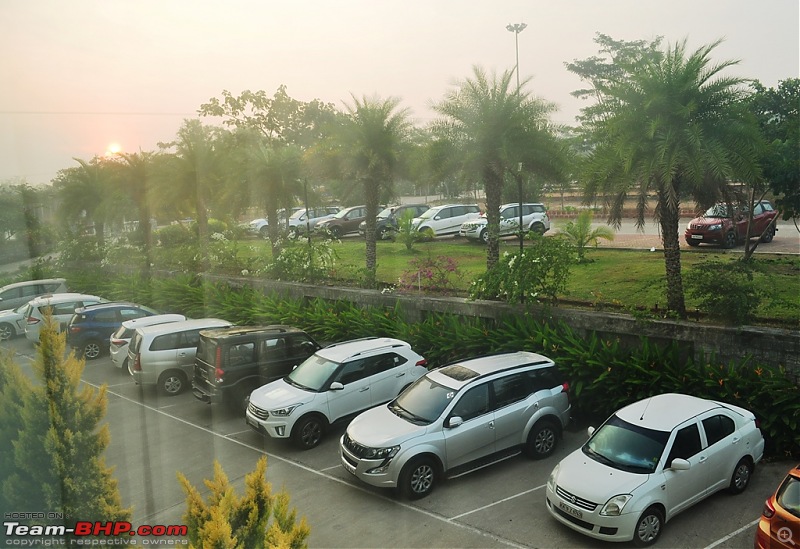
558;501;583;519
342;459;356;475
691;234;703;240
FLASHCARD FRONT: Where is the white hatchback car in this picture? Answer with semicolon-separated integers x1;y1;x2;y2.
23;293;105;343
246;337;427;450
545;393;765;546
0;303;31;340
411;204;481;238
109;313;187;369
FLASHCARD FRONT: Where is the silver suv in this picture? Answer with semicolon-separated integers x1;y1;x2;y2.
340;351;570;499
459;203;550;242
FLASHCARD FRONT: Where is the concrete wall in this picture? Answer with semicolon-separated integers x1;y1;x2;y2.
203;274;800;382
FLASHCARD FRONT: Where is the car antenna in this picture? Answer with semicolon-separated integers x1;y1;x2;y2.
639;397;653;421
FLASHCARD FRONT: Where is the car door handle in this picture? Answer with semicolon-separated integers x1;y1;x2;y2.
698;455;707;463
731;436;740;444
178;352;187;357
395;372;405;378
488;420;495;429
359;386;369;392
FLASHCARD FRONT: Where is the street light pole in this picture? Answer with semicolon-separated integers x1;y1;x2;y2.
507;22;527;254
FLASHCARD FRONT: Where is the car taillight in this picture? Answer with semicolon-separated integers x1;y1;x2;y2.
416;359;428;368
132;354;141;372
214;346;224;382
762;498;775;518
110;339;126;346
26;316;40;325
562;382;570;403
69;325;81;334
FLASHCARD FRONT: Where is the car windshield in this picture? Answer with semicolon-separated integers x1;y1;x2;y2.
582;415;669;474
377;206;396;219
388;375;456;425
417;208;438;220
703;205;731;218
284;354;341;392
777;475;800;518
332;209;351;219
289;209;307;220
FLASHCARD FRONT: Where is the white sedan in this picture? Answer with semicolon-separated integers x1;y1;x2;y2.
545;393;764;546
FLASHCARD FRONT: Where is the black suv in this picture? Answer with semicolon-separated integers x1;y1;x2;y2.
358;204;430;239
67;302;159;360
192;325;321;413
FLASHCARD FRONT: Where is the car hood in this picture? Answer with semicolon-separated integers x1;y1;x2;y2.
346;404;427;447
553;448;650;502
690;216;726;226
249;380;314;409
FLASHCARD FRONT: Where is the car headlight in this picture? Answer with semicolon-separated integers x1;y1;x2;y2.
547;463;560;492
363;445;400;460
600;494;632;516
270;404;302;416
709;223;722;231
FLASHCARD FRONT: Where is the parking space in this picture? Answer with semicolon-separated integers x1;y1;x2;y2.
4;336;791;548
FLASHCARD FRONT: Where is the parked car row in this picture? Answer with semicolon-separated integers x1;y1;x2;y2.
1;281;781;546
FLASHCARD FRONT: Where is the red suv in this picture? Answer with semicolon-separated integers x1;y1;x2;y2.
684;200;778;248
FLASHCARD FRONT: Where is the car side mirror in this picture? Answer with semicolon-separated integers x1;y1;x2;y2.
434;215;441;220
587;426;595;437
447;416;463;428
670;458;691;471
329;382;344;391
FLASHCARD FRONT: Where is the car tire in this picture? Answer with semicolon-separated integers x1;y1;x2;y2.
419;227;435;241
530;222;546;235
158;370;187;397
83;339;103;360
723;231;737;248
686;239;700;247
399;456;437;500
480;229;489;244
633;506;664;547
0;322;14;340
760;225;775;243
291;414;326;450
328;227;341;239
524;420;559;459
259;226;269;239
728;458;753;494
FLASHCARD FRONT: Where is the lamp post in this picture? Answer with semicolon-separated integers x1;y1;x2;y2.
507;22;527;254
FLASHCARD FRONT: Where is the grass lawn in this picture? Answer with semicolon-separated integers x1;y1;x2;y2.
244;236;800;326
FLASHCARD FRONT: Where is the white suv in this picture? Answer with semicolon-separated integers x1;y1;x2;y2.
459;203;550;242
411;204;481;238
23;293;105;343
246;337;428;450
340;351;570;499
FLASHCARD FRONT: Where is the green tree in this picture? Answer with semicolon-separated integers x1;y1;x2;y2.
748;78;800;221
53;157;116;246
112;150;159;274
559;210;615;263
570;37;763;317
157;120;225;270
336;95;412;284
2;315;130;539
178;456;310;549
433;66;565;269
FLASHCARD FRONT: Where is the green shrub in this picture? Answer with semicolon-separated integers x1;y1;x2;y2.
155;224;195;247
398;255;463;293
264;239;337;283
469;235;572;303
685;260;766;324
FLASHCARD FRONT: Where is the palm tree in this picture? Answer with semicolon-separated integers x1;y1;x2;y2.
559;211;615;263
338;95;411;284
156;119;224;270
54;157;114;246
575;39;763;317
433;66;565;269
114;150;157;273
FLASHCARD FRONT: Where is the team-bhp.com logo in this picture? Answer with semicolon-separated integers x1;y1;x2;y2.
4;520;188;543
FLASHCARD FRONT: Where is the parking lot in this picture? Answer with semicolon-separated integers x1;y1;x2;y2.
5;336;794;548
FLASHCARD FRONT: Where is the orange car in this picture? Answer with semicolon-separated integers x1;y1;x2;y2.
755;463;800;549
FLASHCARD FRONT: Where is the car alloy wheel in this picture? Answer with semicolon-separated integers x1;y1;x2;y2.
292;415;325;450
723;231;737;248
0;323;13;340
400;457;436;500
158;371;186;396
526;421;558;459
83;340;102;360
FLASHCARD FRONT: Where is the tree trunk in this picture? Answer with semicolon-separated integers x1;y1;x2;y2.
484;169;503;270
659;208;686;318
364;178;379;287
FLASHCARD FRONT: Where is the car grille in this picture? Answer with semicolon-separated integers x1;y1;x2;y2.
556;486;598;511
342;433;368;458
247;402;269;420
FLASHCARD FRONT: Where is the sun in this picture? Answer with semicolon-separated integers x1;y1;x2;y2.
105;142;122;156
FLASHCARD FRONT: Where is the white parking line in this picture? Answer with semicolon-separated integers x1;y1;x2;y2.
703;518;759;549
224;429;253;437
449;485;546;520
93;382;530;549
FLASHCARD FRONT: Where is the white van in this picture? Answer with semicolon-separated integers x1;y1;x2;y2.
127;318;231;396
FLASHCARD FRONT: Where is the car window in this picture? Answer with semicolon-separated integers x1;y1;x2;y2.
120;309;147;321
94;310;119;323
51;302;80;315
22;285;41;298
451;383;490;421
752;203;764;216
666;423;702;465
528;367;561;392
1;288;21;300
701;414;736;446
335;359;368;385
286;335;317;359
491;372;529;409
776;475;800;518
366;353;405;376
151;333;179;351
262;337;288;360
761;202;774;212
467;205;480;214
500;207;518;220
178;329;202;349
228;342;255;366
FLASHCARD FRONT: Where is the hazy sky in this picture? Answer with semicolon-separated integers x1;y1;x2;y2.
1;0;798;185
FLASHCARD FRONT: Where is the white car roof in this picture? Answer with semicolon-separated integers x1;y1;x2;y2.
121;313;187;329
27;292;102;306
1;278;66;291
427;351;554;390
318;337;412;362
134;318;230;336
615;393;730;432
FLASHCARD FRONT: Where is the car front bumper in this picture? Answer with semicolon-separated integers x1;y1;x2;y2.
545;484;638;543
